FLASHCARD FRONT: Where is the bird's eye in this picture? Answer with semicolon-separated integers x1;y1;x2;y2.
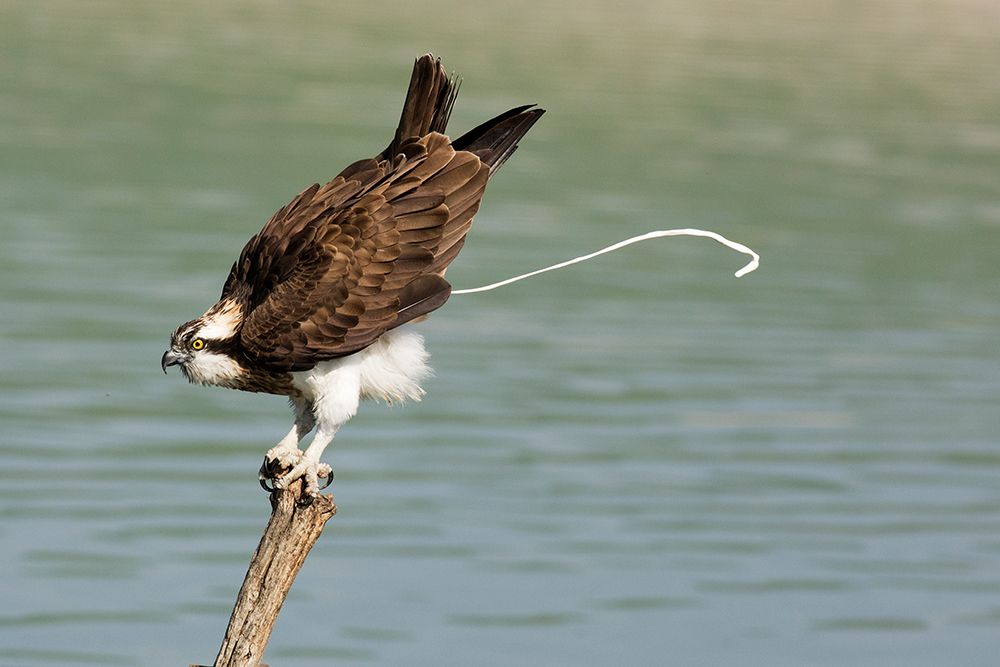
191;338;205;350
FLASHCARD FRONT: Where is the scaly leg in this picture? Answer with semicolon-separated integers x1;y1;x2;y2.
259;398;315;490
272;425;338;502
269;357;362;502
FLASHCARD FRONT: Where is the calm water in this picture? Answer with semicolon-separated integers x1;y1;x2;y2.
2;1;1000;665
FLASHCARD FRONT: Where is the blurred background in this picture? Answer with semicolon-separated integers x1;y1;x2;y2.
2;1;999;665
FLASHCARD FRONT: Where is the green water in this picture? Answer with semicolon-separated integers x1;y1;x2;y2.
2;1;999;665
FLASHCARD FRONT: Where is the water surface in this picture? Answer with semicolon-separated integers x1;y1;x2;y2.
2;1;999;665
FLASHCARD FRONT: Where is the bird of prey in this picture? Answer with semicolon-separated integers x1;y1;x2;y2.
162;54;543;502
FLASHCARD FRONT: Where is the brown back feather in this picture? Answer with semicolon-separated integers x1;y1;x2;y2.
218;57;542;372
230;134;481;370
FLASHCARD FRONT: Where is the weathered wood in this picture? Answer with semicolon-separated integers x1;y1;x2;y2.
191;482;336;667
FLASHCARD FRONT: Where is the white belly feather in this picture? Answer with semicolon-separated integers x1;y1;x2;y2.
356;327;431;403
290;327;430;429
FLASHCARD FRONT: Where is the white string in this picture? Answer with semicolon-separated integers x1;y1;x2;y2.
451;228;760;295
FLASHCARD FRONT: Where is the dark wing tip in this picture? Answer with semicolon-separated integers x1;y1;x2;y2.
452;106;545;173
396;275;453;325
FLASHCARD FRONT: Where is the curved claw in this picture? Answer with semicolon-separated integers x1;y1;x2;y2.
259;473;276;493
297;493;316;508
318;468;334;490
258;459;276;492
258;454;291;493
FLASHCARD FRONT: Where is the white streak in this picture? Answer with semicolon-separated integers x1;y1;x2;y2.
452;228;760;295
196;299;244;340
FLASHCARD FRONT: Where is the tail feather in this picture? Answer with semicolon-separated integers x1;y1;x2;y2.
382;54;459;160
452;106;545;174
382;54;544;175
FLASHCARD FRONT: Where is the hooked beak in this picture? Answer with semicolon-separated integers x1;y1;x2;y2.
161;349;185;374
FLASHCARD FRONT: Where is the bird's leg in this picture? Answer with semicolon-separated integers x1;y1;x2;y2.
259;398;315;490
272;426;338;504
269;364;359;502
258;425;303;490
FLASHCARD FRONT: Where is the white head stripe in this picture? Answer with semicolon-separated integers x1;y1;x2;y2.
196;300;243;340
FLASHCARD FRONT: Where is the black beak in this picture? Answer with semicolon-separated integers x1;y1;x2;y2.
161;349;184;374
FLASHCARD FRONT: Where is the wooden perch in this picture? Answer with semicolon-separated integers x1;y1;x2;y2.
192;482;337;667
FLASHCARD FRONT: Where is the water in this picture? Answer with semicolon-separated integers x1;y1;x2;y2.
2;1;999;665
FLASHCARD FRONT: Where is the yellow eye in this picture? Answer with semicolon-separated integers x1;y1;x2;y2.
191;338;205;350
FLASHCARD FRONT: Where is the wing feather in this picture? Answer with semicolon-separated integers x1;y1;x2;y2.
232;132;487;371
215;60;543;374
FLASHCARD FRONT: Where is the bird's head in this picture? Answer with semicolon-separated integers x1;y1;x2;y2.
161;300;245;386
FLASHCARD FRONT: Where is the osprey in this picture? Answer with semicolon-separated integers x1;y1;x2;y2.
162;54;543;502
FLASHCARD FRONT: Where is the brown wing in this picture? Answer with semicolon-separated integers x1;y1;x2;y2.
229;133;490;371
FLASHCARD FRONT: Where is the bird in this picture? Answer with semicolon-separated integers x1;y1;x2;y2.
161;54;544;502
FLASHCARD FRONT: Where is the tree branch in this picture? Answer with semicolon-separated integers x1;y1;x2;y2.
191;483;337;667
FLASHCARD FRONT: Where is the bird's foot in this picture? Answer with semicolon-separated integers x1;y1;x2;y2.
258;445;303;492
260;452;333;505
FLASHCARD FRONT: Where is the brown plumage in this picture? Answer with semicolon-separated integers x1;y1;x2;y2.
163;54;543;498
214;55;544;374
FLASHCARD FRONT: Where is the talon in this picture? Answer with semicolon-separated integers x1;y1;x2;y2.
318;464;334;490
258;458;282;492
258;473;276;492
258;447;302;493
268;455;332;503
